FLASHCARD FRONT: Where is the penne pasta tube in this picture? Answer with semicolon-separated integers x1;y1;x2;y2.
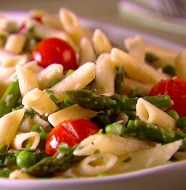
136;98;176;130
92;29;112;54
0;108;25;147
1;54;27;67
19;114;49;132
50;62;96;102
23;60;42;73
41;14;63;30
22;88;58;116
123;77;153;96
108;140;182;175
11;131;40;150
33;22;77;51
78;37;96;65
0;48;15;64
0;66;16;97
9;170;35;180
36;63;63;89
48;104;97;127
73;153;118;176
59;8;85;45
145;44;178;67
4;34;26;54
73;134;153;156
0;65;15;82
124;35;145;62
16;65;39;97
95;53;116;95
111;48;169;84
0;15;17;31
175;50;186;80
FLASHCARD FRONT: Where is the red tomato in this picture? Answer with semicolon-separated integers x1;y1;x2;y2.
149;77;186;117
45;118;100;155
32;38;78;71
19;16;42;33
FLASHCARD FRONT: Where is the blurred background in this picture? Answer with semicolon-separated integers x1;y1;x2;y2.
0;0;185;46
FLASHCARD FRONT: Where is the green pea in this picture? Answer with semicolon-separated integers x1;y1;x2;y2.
16;150;36;168
105;122;127;136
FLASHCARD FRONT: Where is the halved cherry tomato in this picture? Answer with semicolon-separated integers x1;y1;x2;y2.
32;38;78;71
149;77;186;117
45;118;100;155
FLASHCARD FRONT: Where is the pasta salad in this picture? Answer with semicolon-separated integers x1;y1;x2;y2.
0;7;186;180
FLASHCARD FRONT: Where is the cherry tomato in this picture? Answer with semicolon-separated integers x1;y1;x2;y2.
45;118;100;155
149;77;186;117
19;16;42;33
32;38;78;71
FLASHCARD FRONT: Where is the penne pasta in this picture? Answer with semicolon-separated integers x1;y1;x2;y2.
23;60;42;73
4;34;26;54
1;54;27;67
175;50;186;80
22;88;58;116
50;62;96;101
124;35;145;62
73;153;118;176
108;140;182;174
123;77;152;96
78;37;96;65
111;48;169;84
136;98;176;130
36;63;63;89
11;131;40;150
92;29;112;54
95;53;116;95
32;22;76;50
16;65;39;97
48;104;97;127
9;170;35;180
19;114;49;132
145;44;178;67
0;108;25;147
59;8;85;45
73;134;153;156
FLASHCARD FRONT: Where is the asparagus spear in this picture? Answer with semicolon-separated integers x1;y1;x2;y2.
26;145;83;177
0;80;21;117
126;120;185;144
66;89;173;113
115;65;125;94
67;89;117;112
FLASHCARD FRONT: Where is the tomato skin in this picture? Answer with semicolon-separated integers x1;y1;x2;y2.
149;77;186;117
32;38;78;71
19;17;42;33
45;119;99;155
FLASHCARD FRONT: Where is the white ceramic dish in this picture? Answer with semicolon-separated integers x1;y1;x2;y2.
0;11;186;190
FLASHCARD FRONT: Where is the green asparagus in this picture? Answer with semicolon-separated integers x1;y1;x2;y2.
0;80;21;117
66;89;173;113
126;120;184;143
26;145;84;177
115;65;125;94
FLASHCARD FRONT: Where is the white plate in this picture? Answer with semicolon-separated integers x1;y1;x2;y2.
0;11;186;190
